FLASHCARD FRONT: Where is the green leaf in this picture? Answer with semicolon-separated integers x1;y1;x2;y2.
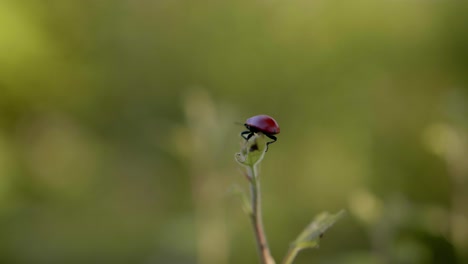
235;133;268;167
228;184;252;215
282;210;345;264
293;210;346;249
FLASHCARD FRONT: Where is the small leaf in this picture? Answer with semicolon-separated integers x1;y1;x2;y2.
282;210;345;264
228;184;252;215
235;133;267;167
292;210;346;249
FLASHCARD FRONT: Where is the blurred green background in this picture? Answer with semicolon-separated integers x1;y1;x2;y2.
1;1;467;263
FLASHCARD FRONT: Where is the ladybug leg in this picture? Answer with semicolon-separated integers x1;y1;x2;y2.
241;130;253;141
265;134;277;152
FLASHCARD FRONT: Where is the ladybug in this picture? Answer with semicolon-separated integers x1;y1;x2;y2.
241;114;280;150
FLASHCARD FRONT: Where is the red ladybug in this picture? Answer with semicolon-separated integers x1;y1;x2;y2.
241;115;280;150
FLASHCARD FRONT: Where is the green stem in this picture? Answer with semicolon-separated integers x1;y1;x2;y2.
282;246;301;264
248;165;276;264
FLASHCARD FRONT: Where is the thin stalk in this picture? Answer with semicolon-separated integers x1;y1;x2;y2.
247;165;276;264
282;246;301;264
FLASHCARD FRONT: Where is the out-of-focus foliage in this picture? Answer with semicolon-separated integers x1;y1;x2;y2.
0;0;467;263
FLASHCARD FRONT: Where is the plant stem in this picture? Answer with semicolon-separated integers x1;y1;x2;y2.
282;246;301;264
247;165;276;264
